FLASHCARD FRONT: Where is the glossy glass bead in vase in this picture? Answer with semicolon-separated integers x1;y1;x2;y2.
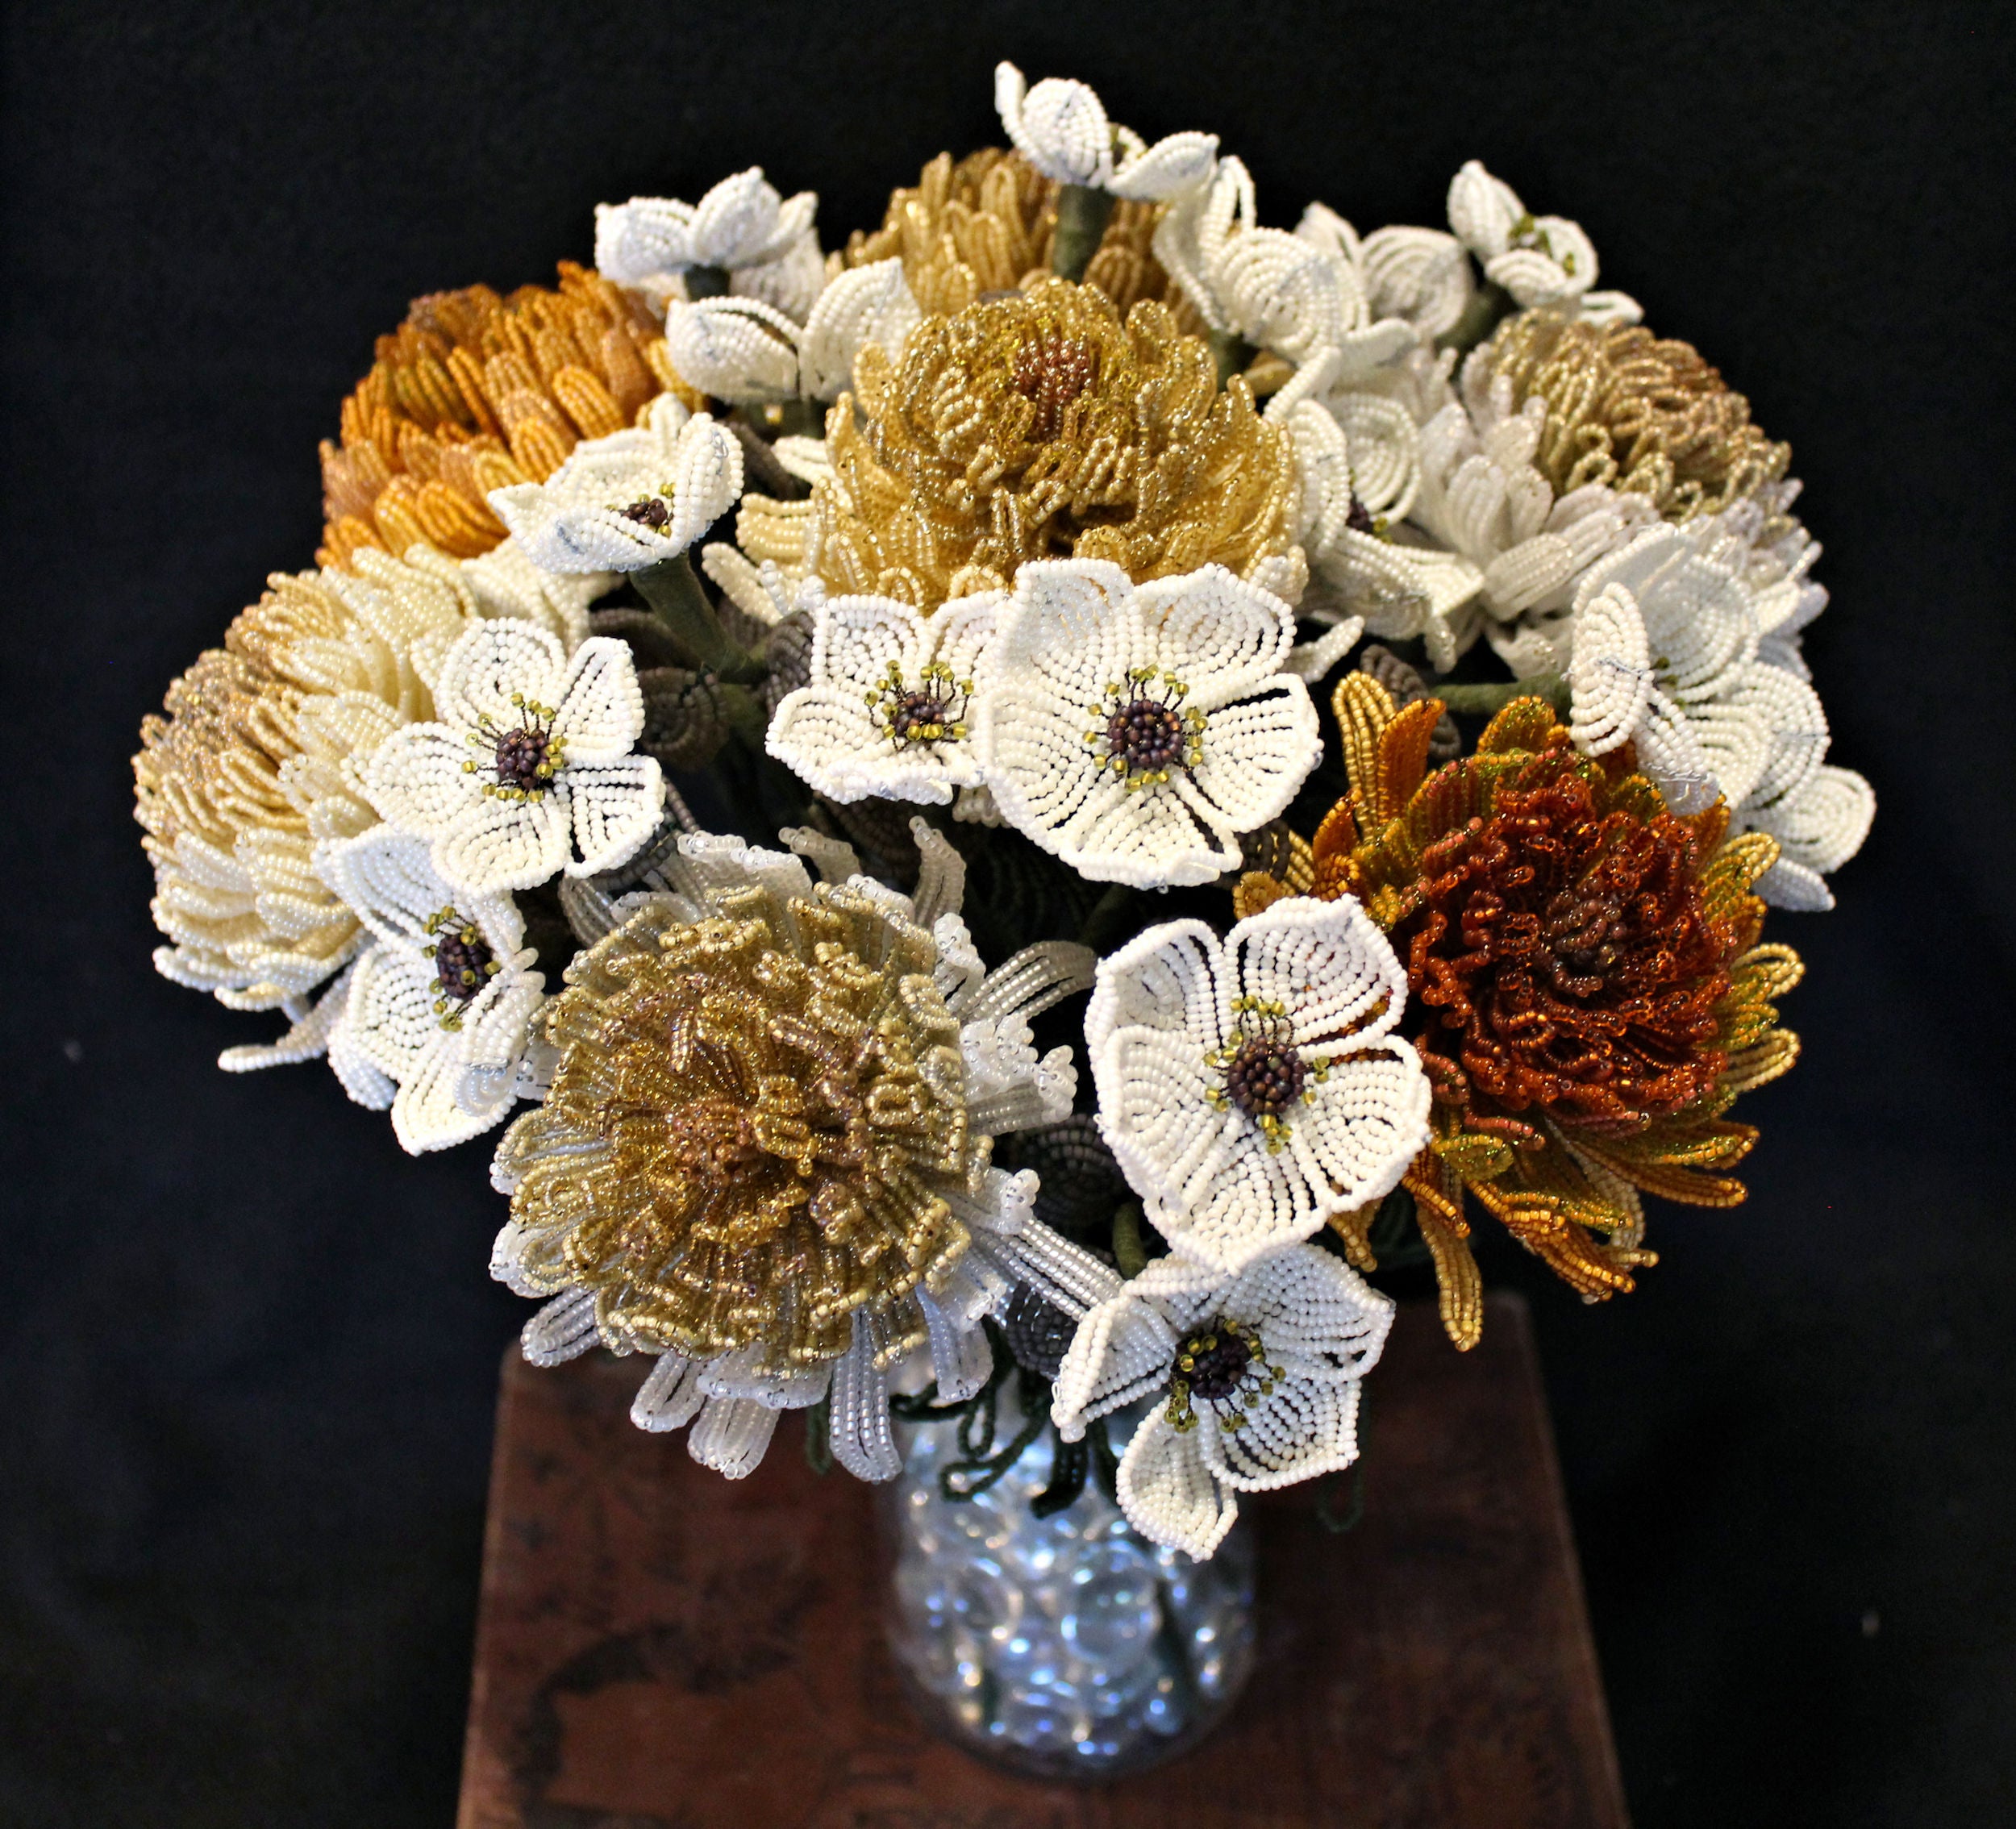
884;1409;1256;1781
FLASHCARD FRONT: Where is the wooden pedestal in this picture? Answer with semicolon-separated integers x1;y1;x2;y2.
456;1292;1629;1827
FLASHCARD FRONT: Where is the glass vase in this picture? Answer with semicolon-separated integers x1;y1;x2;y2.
884;1410;1256;1781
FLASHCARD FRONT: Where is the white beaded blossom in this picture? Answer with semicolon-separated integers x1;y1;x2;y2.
494;823;1114;1482
661;257;922;406
1446;159;1641;324
1087;897;1431;1273
594;167;823;318
767;583;1001;804
315;828;548;1153
1283;387;1482;675
488;394;744;574
1563;525;1873;906
994;61;1216;200
1051;1246;1394;1559
1154;160;1415;379
363;620;664;896
974;560;1322;890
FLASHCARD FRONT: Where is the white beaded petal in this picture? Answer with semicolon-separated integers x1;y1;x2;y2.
1118;1411;1239;1560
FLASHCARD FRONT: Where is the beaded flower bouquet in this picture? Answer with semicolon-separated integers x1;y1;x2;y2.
136;64;1872;1777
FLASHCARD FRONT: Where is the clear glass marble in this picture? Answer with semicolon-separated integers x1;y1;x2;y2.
884;1410;1256;1780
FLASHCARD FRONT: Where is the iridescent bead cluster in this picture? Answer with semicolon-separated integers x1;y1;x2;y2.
1204;995;1330;1151
867;659;973;751
1085;666;1206;790
463;694;565;802
1165;1316;1285;1435
422;905;501;1028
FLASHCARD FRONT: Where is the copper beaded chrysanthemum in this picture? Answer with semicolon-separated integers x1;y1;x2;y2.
1236;677;1803;1348
493;883;981;1375
797;277;1297;606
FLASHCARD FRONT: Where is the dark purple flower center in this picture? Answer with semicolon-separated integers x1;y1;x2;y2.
620;496;672;530
1223;1036;1308;1119
1106;698;1188;772
494;727;553;791
432;927;494;1005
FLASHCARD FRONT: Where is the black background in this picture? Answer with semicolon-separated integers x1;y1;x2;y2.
3;3;2010;1823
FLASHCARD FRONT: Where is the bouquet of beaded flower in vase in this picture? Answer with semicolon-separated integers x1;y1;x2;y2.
135;62;1872;1775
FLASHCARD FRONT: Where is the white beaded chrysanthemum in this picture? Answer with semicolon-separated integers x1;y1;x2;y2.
314;828;547;1153
488;394;744;575
1087;897;1431;1273
993;62;1216;200
362;619;663;896
663;257;921;407
1051;1245;1394;1558
1563;525;1873;906
974;560;1323;890
766;583;999;804
594;166;823;317
494;821;1112;1481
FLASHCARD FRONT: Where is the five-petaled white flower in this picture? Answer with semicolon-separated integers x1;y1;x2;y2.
488;395;743;575
974;560;1323;889
994;61;1216;200
1086;897;1431;1273
362;620;664;896
595;167;823;318
314;827;548;1154
766;584;1000;805
1445;159;1641;323
1051;1245;1394;1559
662;257;922;407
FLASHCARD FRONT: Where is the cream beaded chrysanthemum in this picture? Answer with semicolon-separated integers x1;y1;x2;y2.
993;62;1216;201
488;394;744;573
490;823;1110;1481
315;827;547;1153
765;582;1000;804
362;619;663;894
1087;896;1431;1273
661;258;922;407
1050;1245;1393;1558
974;560;1322;889
594;166;823;317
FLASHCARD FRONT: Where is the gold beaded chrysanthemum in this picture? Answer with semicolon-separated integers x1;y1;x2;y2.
318;262;689;571
1481;308;1792;521
494;885;984;1374
845;148;1198;324
771;277;1296;606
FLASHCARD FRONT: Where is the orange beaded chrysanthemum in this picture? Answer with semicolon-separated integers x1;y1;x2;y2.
318;262;689;571
1237;677;1802;1348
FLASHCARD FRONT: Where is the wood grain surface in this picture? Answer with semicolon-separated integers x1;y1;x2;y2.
456;1292;1628;1828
